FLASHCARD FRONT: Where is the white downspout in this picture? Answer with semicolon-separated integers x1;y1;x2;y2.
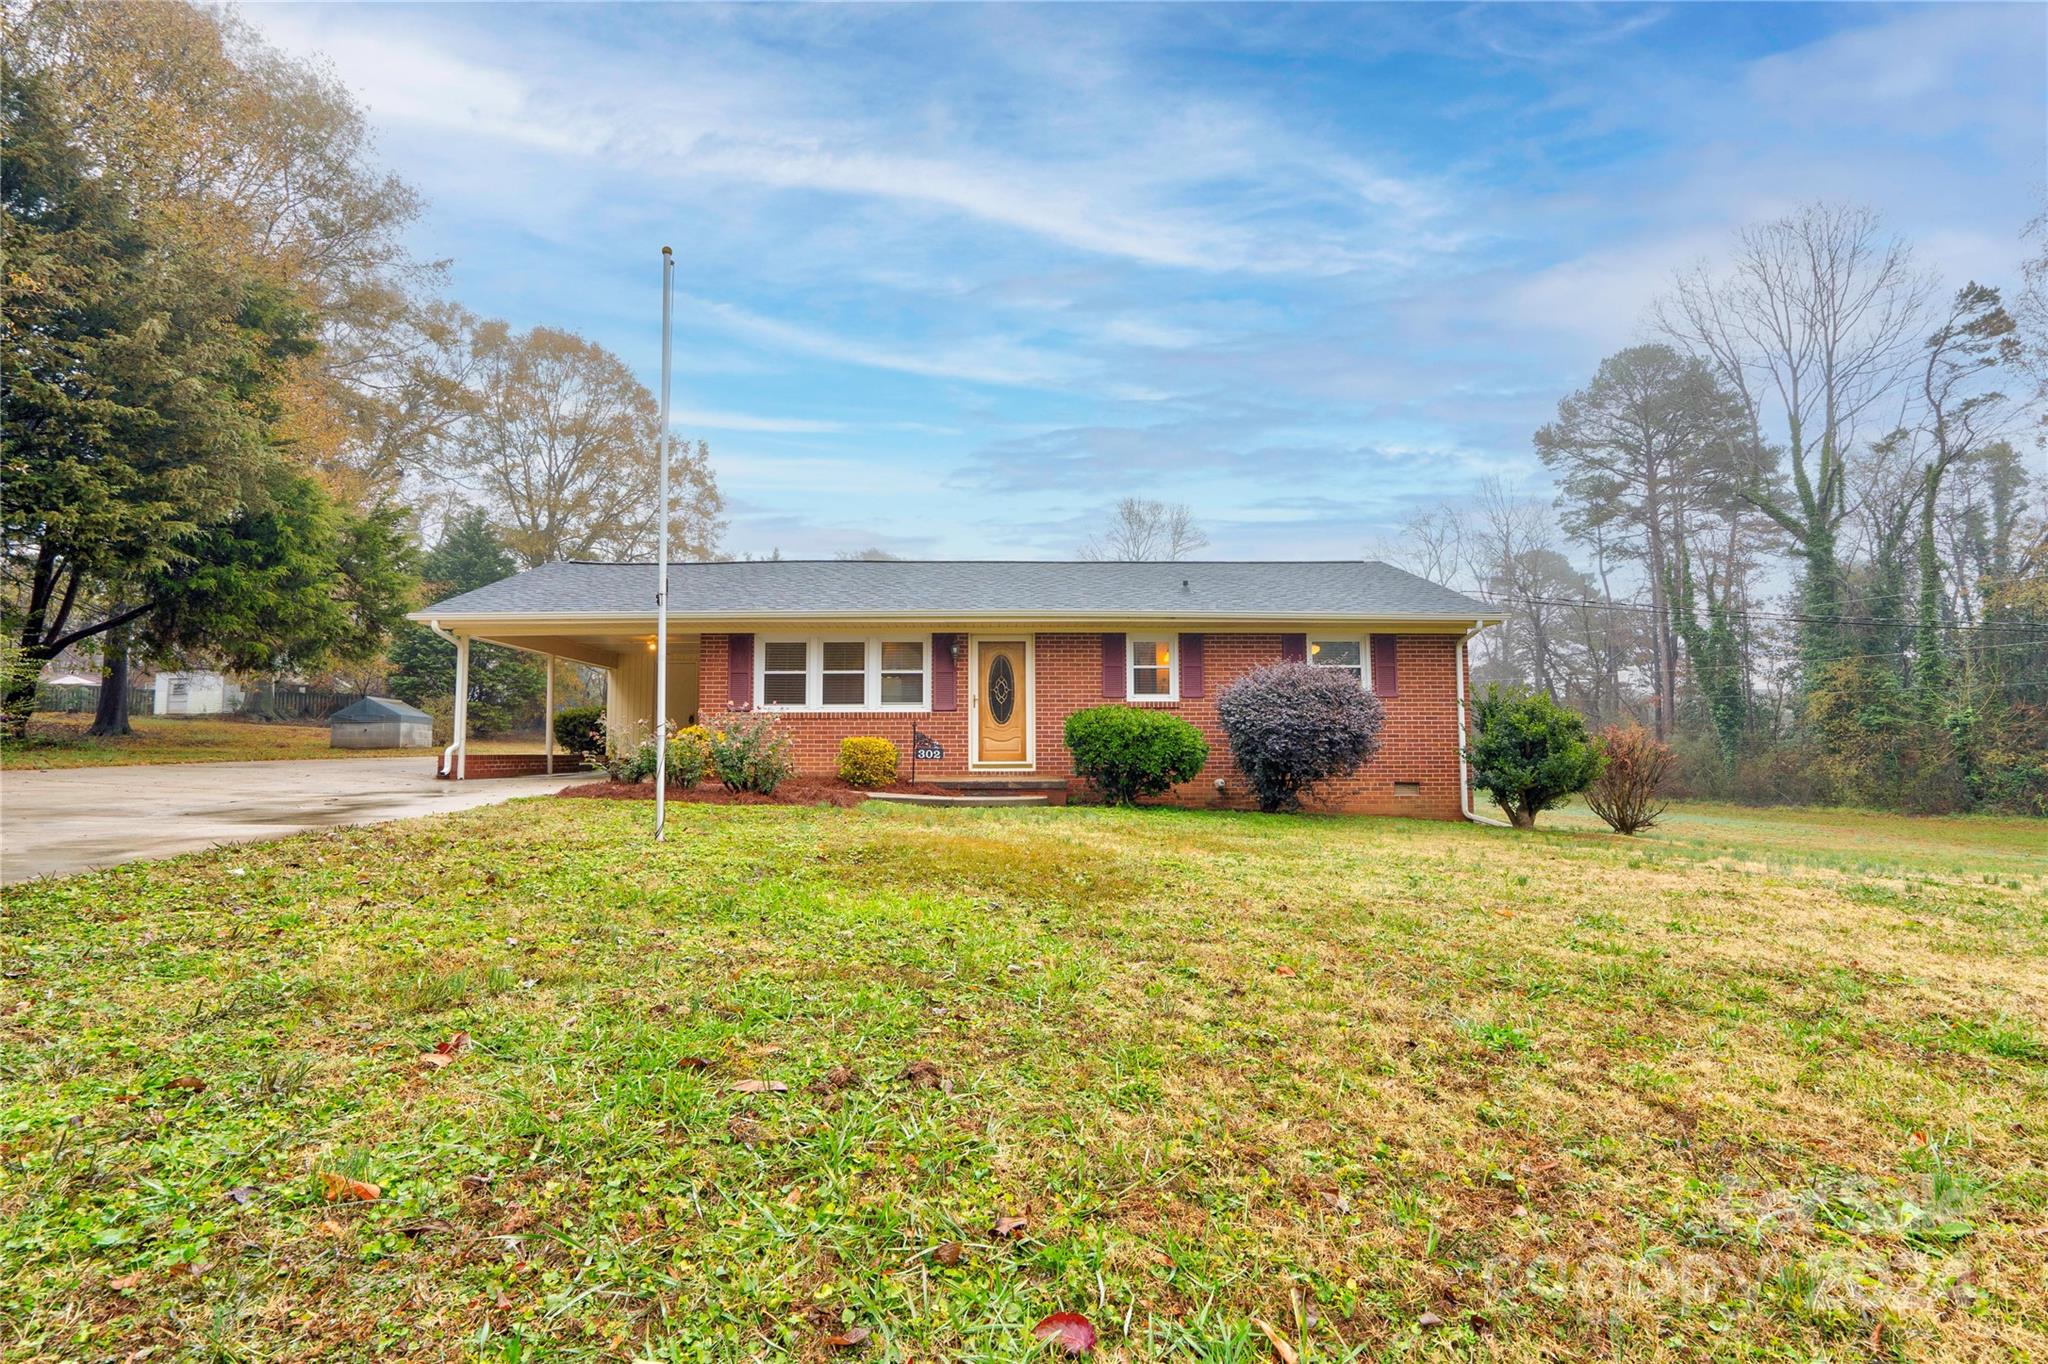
1457;619;1510;827
427;619;469;780
428;620;461;778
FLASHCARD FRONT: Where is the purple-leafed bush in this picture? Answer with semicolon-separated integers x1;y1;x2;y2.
1217;662;1384;812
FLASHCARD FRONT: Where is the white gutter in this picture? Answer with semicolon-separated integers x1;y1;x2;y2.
1456;618;1510;827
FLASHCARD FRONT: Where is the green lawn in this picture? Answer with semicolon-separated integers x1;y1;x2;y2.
0;714;543;769
1;800;2042;1361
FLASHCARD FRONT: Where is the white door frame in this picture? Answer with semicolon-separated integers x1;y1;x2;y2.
967;634;1035;770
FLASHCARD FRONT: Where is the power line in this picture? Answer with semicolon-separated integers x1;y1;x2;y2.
1470;592;2048;636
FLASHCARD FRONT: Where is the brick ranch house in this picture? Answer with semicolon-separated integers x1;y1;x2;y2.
410;559;1500;819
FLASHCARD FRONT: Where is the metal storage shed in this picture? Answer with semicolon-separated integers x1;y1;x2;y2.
328;696;433;749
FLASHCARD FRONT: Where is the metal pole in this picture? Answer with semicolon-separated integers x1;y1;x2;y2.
654;246;674;839
544;654;555;775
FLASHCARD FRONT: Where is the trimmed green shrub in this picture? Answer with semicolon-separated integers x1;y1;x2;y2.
554;704;606;764
1063;705;1208;805
1464;684;1603;828
708;715;794;795
1216;662;1384;812
838;736;899;788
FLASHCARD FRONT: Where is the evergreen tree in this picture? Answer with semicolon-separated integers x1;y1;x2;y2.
386;510;543;738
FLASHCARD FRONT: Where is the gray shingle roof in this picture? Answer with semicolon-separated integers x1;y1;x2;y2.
329;696;431;724
414;560;1495;623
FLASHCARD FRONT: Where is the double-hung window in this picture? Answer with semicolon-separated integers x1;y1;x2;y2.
1128;635;1176;701
1309;637;1369;689
760;640;809;706
756;636;929;711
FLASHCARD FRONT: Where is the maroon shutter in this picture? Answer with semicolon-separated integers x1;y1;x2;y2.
1371;634;1398;697
1179;633;1204;699
1280;633;1307;664
727;633;753;708
930;633;957;712
1101;633;1126;698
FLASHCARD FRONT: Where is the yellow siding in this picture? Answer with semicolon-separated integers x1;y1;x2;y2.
604;635;700;740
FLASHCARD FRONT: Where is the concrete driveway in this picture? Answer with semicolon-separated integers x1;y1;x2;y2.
1;758;599;884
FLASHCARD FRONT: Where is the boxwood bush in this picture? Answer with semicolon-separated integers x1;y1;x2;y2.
838;736;899;788
1063;705;1208;805
553;704;606;764
1217;662;1384;812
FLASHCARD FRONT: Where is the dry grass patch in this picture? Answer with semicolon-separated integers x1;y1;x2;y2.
0;799;2042;1361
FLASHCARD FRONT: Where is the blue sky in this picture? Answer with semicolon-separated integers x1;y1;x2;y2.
249;2;2047;561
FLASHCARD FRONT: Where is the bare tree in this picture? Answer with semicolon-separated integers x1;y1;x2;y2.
448;323;724;566
1657;203;1931;680
836;548;903;561
1080;497;1209;561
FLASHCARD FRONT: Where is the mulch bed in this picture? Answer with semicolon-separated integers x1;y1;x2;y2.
554;776;960;808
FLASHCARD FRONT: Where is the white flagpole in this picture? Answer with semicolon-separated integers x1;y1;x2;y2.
654;245;674;840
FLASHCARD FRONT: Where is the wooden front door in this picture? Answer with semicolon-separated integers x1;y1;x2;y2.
975;640;1029;765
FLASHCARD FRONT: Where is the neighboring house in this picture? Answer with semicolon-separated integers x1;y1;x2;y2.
409;560;1500;817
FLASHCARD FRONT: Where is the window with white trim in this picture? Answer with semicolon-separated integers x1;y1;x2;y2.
1128;635;1176;700
879;639;925;705
820;640;866;706
755;636;931;711
1309;637;1370;689
761;640;809;706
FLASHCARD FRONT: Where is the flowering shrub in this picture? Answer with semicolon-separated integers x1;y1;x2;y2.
708;715;794;795
838;737;899;788
1216;662;1384;812
1063;705;1208;805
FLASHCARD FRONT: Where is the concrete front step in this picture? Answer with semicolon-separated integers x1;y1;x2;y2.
931;775;1069;791
867;792;1052;807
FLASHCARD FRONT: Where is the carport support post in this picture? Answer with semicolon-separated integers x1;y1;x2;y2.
452;634;470;781
544;654;555;775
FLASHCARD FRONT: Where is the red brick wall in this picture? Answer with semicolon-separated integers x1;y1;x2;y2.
435;753;580;780
693;629;1471;819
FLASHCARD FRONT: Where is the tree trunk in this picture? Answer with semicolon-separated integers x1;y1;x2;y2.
87;634;133;737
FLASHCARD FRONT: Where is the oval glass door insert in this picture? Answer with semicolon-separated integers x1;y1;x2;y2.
987;654;1016;723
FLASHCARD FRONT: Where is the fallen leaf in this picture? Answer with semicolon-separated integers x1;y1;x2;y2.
1252;1317;1299;1364
417;1052;453;1070
932;1241;964;1267
992;1213;1029;1239
824;1326;872;1349
811;1064;857;1093
1272;966;1296;978
317;1218;345;1236
898;1060;950;1091
317;1171;381;1203
435;1032;472;1055
109;1271;145;1292
223;1186;258;1206
1033;1312;1096;1355
676;1056;713;1071
732;1078;789;1094
1417;1310;1444;1329
166;1077;206;1093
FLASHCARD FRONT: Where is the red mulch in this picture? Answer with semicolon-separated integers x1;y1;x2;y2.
554;776;959;808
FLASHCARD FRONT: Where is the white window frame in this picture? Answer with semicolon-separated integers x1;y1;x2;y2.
754;635;933;713
1125;631;1179;704
1308;636;1373;691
